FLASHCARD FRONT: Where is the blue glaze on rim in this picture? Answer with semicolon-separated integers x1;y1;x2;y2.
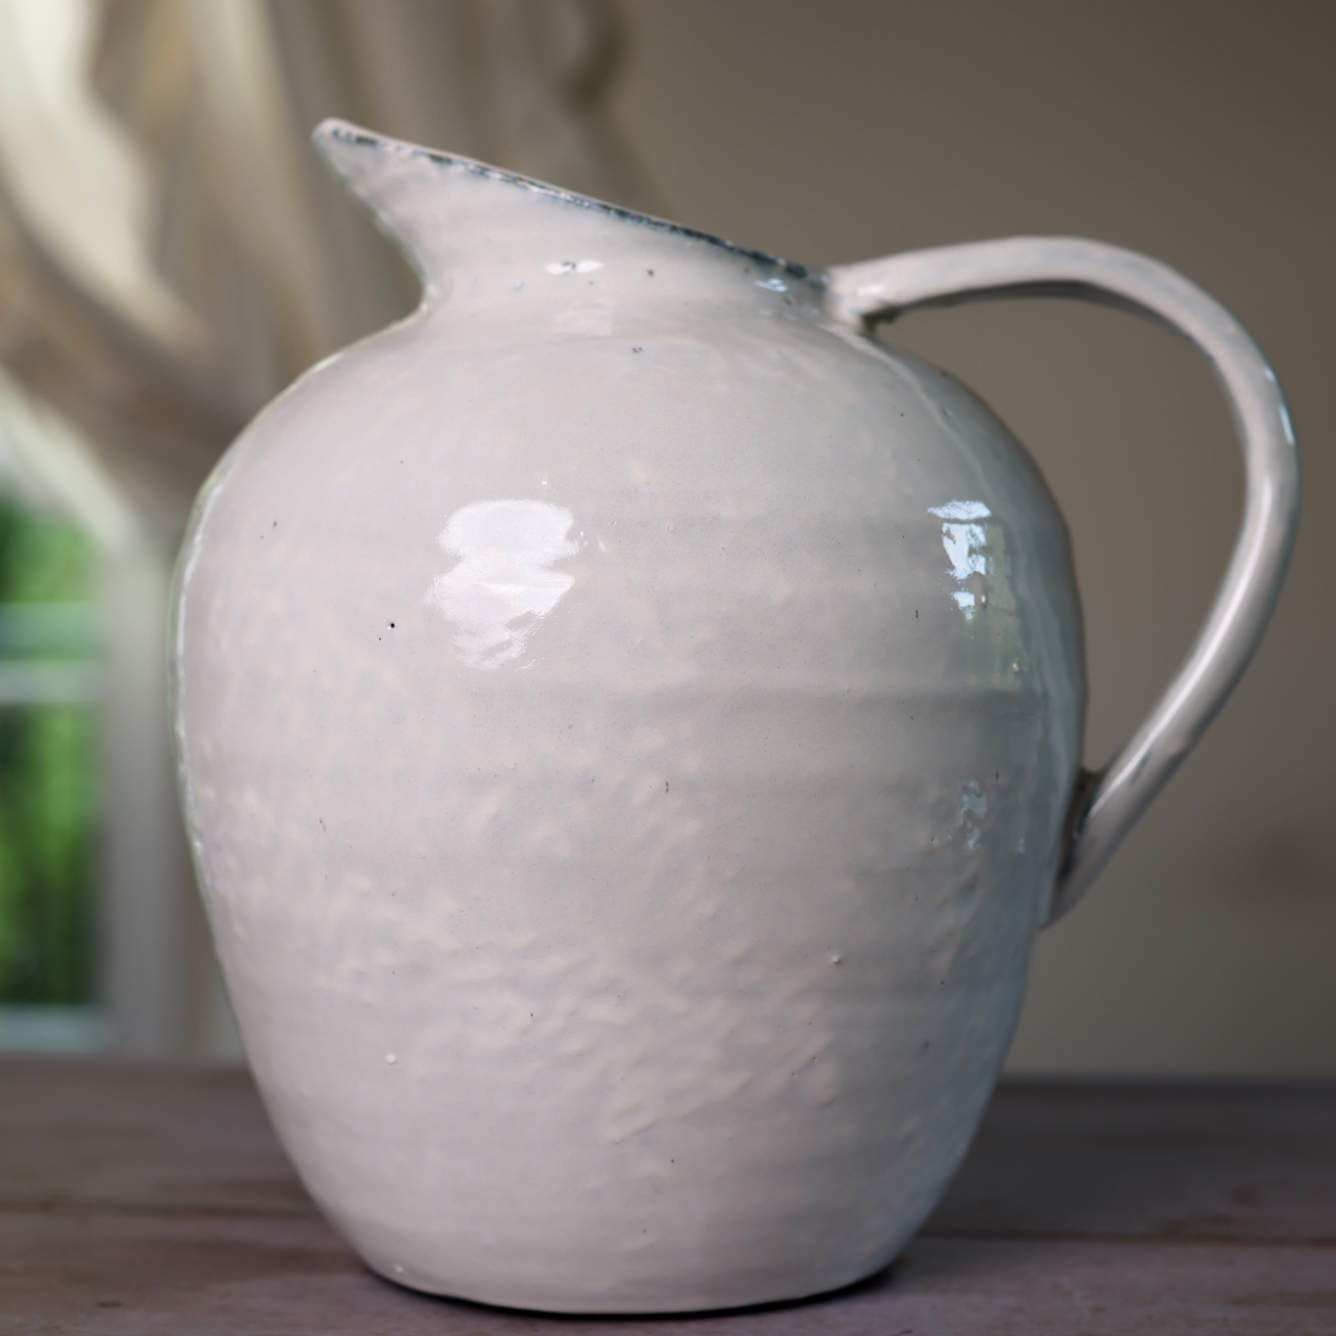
319;120;819;286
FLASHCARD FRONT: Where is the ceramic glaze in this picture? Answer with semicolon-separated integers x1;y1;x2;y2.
170;121;1299;1314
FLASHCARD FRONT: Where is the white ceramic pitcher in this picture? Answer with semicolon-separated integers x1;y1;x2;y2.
170;121;1299;1314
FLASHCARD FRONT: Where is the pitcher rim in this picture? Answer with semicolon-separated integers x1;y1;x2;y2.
315;118;819;285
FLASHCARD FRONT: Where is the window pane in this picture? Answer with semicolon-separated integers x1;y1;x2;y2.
0;493;99;1009
0;703;97;1004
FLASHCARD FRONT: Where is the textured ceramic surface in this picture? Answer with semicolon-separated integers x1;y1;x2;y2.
169;122;1299;1314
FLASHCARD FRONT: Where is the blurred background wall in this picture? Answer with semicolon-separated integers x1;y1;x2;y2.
0;0;1330;1075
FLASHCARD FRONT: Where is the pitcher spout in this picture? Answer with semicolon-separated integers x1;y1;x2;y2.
313;119;820;318
313;118;464;300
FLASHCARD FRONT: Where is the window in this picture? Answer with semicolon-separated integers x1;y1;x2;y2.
0;491;101;1048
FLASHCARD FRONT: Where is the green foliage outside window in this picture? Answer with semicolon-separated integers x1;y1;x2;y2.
0;492;98;1006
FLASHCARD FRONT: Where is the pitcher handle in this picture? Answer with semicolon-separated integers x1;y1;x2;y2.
824;238;1299;923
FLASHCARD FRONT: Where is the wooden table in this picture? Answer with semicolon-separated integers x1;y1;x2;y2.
3;1059;1333;1333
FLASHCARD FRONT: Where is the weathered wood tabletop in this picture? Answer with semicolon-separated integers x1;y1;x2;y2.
2;1059;1333;1334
